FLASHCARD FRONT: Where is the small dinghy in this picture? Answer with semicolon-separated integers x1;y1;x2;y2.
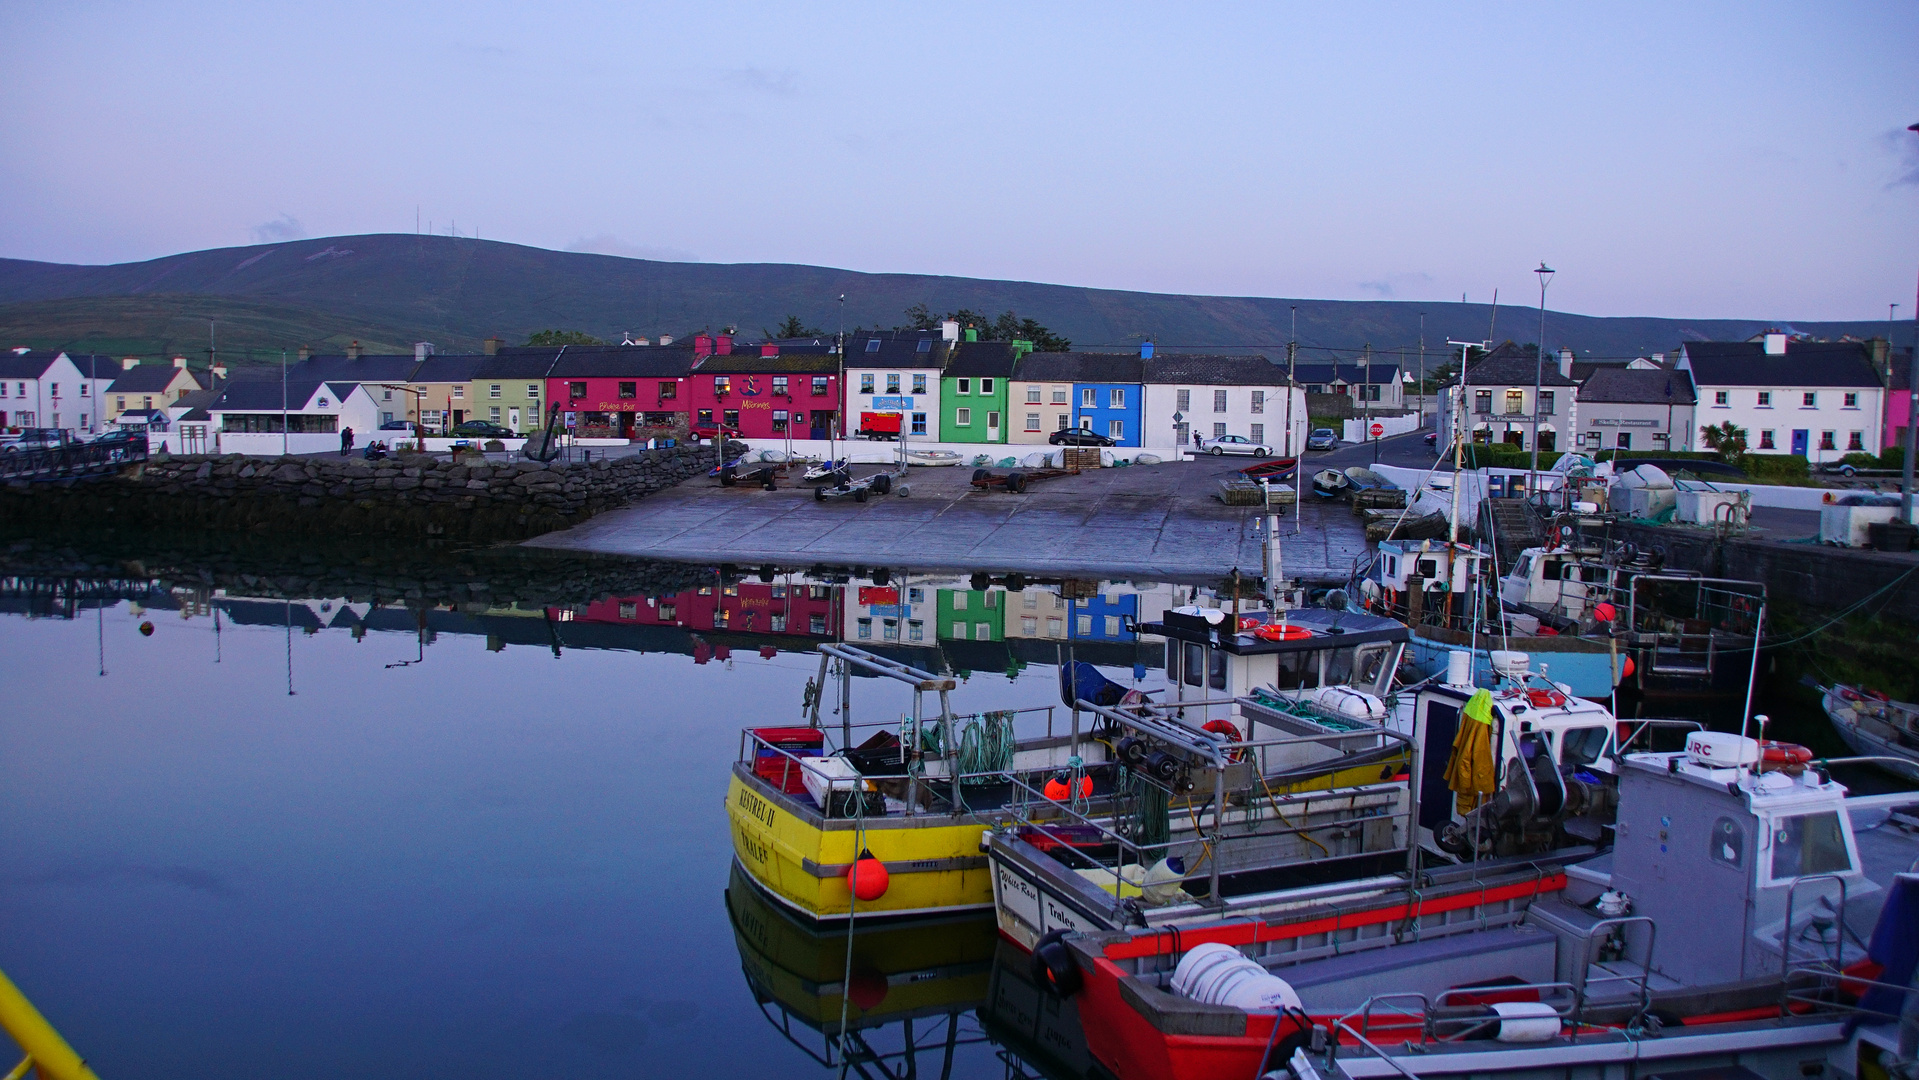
802;459;849;484
906;449;963;467
1342;466;1397;491
1311;468;1350;497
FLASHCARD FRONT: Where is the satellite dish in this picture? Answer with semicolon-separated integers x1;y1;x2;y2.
1325;589;1349;612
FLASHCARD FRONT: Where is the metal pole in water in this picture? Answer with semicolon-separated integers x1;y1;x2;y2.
1740;602;1765;740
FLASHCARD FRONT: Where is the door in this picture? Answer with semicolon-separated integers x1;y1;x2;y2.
1419;699;1462;830
987;410;1000;442
509;408;520;430
1791;429;1809;456
452;409;465;427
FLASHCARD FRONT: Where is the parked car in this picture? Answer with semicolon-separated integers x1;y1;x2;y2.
1424;432;1438;450
691;424;743;441
378;419;413;431
1049;428;1116;447
1306;428;1339;451
449;420;515;439
1196;434;1271;456
0;428;70;453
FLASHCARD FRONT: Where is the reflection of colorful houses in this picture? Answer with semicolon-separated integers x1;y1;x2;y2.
688;350;841;441
937;589;1004;643
845;582;935;646
1000;587;1068;641
561;581;840;640
1071;588;1139;642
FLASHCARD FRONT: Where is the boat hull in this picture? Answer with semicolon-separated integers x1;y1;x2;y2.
1408;629;1622;699
1821;687;1919;774
726;768;997;921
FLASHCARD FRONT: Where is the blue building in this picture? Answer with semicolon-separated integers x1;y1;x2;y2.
1071;588;1139;642
1009;352;1145;446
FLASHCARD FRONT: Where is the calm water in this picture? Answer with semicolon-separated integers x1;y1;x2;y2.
0;554;1156;1079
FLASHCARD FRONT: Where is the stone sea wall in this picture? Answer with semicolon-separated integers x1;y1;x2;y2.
1;443;740;540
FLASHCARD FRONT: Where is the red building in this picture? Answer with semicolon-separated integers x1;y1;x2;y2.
687;350;841;441
545;346;694;440
562;581;842;641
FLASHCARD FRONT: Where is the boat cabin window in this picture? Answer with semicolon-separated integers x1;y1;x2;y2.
1558;725;1610;767
1512;553;1534;580
1708;817;1746;869
1324;645;1391;691
1274;649;1320;690
1384;555;1398;578
1209;647;1227;691
1767;812;1851;880
1416;559;1437;579
1183;642;1203;687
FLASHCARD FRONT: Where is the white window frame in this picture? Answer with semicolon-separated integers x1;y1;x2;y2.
1109;387;1125;409
956;407;972;426
1081;388;1096;408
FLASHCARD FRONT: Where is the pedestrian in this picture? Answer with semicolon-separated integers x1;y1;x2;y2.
341;427;354;456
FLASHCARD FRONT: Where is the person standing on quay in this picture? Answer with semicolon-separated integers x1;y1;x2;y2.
340;427;354;456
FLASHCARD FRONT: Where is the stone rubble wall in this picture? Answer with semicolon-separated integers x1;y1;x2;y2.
1;442;742;540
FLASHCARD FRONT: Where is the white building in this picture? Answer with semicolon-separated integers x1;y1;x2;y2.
842;328;954;441
1436;342;1580;453
1678;335;1887;462
204;379;383;455
0;349;118;435
1141;354;1307;454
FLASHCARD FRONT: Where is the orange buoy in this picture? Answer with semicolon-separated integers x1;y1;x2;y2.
846;967;890;1011
1619;656;1635;680
138;621;154;636
1043;773;1094;800
849;849;889;902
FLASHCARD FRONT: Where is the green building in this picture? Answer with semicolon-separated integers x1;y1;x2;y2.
937;588;1004;642
939;340;1026;444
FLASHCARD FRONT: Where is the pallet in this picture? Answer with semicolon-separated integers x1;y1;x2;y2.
1060;447;1104;469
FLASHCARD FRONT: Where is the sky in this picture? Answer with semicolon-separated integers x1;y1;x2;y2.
2;1;1916;321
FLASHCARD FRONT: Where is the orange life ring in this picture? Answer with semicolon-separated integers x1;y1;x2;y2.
1761;741;1813;766
1237;615;1263;632
1526;689;1568;709
1253;624;1314;642
1203;719;1246;762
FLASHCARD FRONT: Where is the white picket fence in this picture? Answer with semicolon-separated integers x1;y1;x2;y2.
1342;412;1423;444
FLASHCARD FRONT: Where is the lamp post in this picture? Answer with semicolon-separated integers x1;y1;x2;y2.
1528;262;1555;496
1903;122;1919;524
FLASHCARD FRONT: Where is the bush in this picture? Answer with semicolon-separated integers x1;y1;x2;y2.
1880;445;1905;470
1839;452;1878;469
1743;454;1809;482
1462;444;1562;470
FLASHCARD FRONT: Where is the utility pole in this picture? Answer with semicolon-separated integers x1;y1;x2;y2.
1417;312;1426;420
1528;264;1554;497
1290;306;1302;534
1445;339;1487;544
1902;112;1919;527
280;348;289;457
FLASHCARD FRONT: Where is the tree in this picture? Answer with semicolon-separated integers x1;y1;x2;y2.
1699;421;1748;467
765;315;824;339
898;305;1071;351
524;330;605;346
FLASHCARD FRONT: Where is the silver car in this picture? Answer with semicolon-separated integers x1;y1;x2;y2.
1197;433;1271;456
1306;428;1339;451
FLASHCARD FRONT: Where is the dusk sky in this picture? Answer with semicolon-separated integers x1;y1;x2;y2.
3;1;1915;321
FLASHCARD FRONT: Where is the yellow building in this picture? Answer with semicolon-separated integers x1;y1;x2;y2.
104;359;207;424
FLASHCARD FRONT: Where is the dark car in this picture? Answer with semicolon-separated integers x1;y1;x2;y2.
449;421;515;439
378;419;413;431
1049;428;1116;447
1;428;69;453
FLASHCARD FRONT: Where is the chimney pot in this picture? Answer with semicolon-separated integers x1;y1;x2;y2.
347;341;362;360
172;356;187;369
483;337;501;356
298;346;311;361
940;319;960;343
658;334;673;346
122;356;140;371
211;363;227;380
1764;333;1787;356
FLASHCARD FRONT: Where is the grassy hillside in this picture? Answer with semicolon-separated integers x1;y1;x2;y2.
0;233;1894;364
0;295;427;362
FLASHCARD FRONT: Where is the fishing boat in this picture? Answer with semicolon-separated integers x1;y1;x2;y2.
1312;469;1350;498
1009;735;1919;1080
906;449;964;467
1820;683;1919;776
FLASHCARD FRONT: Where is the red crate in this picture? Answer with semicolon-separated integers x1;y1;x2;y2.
754;751;818;794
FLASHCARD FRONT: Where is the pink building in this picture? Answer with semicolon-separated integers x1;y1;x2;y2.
544;346;694;440
686;349;841;441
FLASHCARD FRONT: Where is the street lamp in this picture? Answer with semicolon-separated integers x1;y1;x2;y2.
1528;262;1555;496
1901;122;1919;525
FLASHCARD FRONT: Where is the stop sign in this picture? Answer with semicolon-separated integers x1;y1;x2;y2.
1370;422;1385;438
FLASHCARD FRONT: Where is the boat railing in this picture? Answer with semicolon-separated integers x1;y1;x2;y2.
1613;718;1704;754
1777;964;1916;1025
1571;915;1656;1021
1431;982;1580;1042
1779;873;1850;973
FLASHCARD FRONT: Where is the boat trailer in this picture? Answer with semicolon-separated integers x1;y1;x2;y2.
969;466;1080;493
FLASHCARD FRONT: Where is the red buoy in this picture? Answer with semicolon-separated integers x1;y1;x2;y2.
849;849;889;902
138;621;155;637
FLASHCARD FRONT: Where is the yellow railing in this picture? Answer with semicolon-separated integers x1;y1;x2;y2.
0;968;98;1080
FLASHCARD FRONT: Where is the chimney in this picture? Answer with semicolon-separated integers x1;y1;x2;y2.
1558;346;1573;378
211;362;227;380
940;319;960;343
121;356;140;371
1871;337;1891;385
716;334;733;356
963;327;978;342
172;356;188;369
693;333;713;358
1651;352;1665;365
1764;333;1787;356
347;341;363;359
298;346;311;361
760;343;778;358
483;337;501;356
414;342;436;360
658;334;673;346
1141;341;1155;359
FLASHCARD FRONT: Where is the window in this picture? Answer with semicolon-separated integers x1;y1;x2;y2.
79;383;89;397
981;378;994;394
1819;431;1836;451
956;407;972;426
883;619;899;641
912;374;926;394
1250;390;1263;413
1057;413;1070;430
908;620;924;642
569;382;587;399
489;384;502;399
1213;423;1227;438
1082;388;1096;408
1848;431;1864;451
809;613;826;635
697;409;714;425
1077;614;1092;636
1105;616;1122;636
114;395;126;409
1616;432;1631;450
713;376;730;396
914;338;932;354
1051;388;1068;404
952;592;967;611
860;373;875;394
1026;387;1042;404
1759;430;1776;450
907;587;924;603
1768;812;1851;880
811;376;829;396
886;374;900;393
723;409;740;428
865;338;881;353
48;383;58;398
452;385;464;399
1249;424;1263;442
1213;389;1228;412
1471;389;1489;414
1844;392;1858;408
1538;391;1555;416
975;623;991;640
1505;389;1525;414
619;381;637;399
1715;390;1729;406
857;617;872;639
1176;389;1191;412
771;410;788;432
1025;412;1041;431
911;412;926;435
1756;391;1771;407
1047;617;1063;638
657;381;676;400
772;376;788;395
1109;387;1125;409
1109;419;1124;439
1022;592;1038;609
1803;392;1817;408
528;384;540;398
1021;616;1038;635
958;378;972;394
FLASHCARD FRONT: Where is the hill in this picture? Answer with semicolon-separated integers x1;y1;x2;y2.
0;233;1894;366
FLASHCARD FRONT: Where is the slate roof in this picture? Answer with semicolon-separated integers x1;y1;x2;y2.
1291;361;1401;385
173;388;223;417
0;351;65;378
1681;341;1883;389
410;355;489;383
291;355;423;383
692;352;841;375
846;331;953;368
943;342;1022;379
206;379;327;411
1012;352;1146;384
547;345;696;378
1457;342;1576;387
1143;354;1285;385
474;353;565;379
1579;367;1696;405
107;365;200;394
